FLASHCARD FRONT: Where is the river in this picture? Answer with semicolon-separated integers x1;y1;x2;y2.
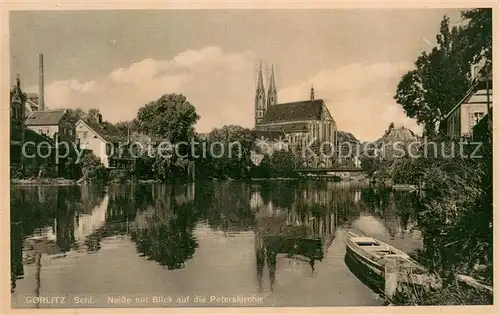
10;181;423;308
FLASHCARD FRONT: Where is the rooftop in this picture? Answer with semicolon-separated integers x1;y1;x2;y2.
337;131;358;142
260;99;331;124
25;110;66;126
251;129;287;140
84;119;127;143
256;122;310;133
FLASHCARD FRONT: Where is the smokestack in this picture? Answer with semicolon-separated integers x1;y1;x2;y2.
39;53;45;111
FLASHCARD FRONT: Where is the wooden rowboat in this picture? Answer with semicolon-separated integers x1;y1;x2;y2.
345;231;441;288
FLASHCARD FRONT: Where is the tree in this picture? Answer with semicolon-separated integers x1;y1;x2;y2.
64;108;87;123
79;152;107;182
394;16;470;138
64;108;103;124
87;108;102;123
115;119;140;139
203;125;255;179
136;94;199;143
266;150;296;178
460;9;492;70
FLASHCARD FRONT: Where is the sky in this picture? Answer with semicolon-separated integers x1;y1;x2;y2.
10;9;464;141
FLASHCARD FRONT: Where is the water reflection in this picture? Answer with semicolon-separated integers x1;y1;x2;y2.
130;184;198;270
11;181;421;300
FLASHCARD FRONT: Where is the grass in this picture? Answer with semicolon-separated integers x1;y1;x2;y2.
390;281;493;305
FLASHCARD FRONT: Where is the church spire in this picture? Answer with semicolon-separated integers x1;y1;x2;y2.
254;61;266;126
267;63;277;107
257;61;265;92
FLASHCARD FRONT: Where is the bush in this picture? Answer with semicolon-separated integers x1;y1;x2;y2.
80;152;107;182
108;169;132;183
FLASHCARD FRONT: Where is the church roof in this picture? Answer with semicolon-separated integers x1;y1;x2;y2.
256;122;310;133
260;99;328;124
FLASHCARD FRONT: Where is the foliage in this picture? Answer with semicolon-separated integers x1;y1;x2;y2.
87;108;102;123
64;108;87;123
115;119;140;136
360;145;382;178
136;93;200;143
79;152;107;182
394;16;471;137
126;94;201;182
460;9;492;69
198;125;255;179
256;150;297;178
392;281;492;305
64;108;102;123
391;158;423;185
390;137;493;285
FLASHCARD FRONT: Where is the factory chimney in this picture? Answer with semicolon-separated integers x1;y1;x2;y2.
39;53;45;111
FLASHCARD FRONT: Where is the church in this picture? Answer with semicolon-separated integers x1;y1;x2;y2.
253;63;338;167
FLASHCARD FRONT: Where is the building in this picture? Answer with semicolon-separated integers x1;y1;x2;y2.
10;76;27;165
442;62;493;138
75;115;133;169
336;131;360;167
10;75;60;171
253;63;337;168
472;110;492;144
250;130;288;166
25;93;40;116
25;110;76;143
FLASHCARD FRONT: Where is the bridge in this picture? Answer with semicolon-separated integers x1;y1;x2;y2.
294;167;363;174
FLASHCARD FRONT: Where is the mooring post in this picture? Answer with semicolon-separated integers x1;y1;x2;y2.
385;259;399;300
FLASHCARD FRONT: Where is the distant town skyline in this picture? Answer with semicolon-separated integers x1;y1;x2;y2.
10;9;463;141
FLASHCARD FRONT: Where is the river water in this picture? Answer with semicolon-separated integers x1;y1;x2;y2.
10;181;423;308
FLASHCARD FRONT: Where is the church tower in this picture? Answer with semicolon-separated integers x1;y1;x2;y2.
255;61;266;126
267;64;277;107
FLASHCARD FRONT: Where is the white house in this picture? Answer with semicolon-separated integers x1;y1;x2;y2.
75;115;130;168
442;61;493;138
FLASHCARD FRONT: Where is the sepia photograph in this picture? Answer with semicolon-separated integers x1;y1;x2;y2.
4;3;495;311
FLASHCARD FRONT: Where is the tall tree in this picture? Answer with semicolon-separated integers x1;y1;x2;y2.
460;8;492;69
136;93;199;143
394;16;470;137
205;125;255;179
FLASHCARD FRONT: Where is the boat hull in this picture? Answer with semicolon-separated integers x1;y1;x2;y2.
345;232;441;289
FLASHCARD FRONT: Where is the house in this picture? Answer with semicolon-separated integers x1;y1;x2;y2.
442;63;493;138
472;110;492;144
75;115;133;169
25;110;76;143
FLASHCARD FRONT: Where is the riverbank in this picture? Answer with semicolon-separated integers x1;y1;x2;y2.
10;178;78;186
